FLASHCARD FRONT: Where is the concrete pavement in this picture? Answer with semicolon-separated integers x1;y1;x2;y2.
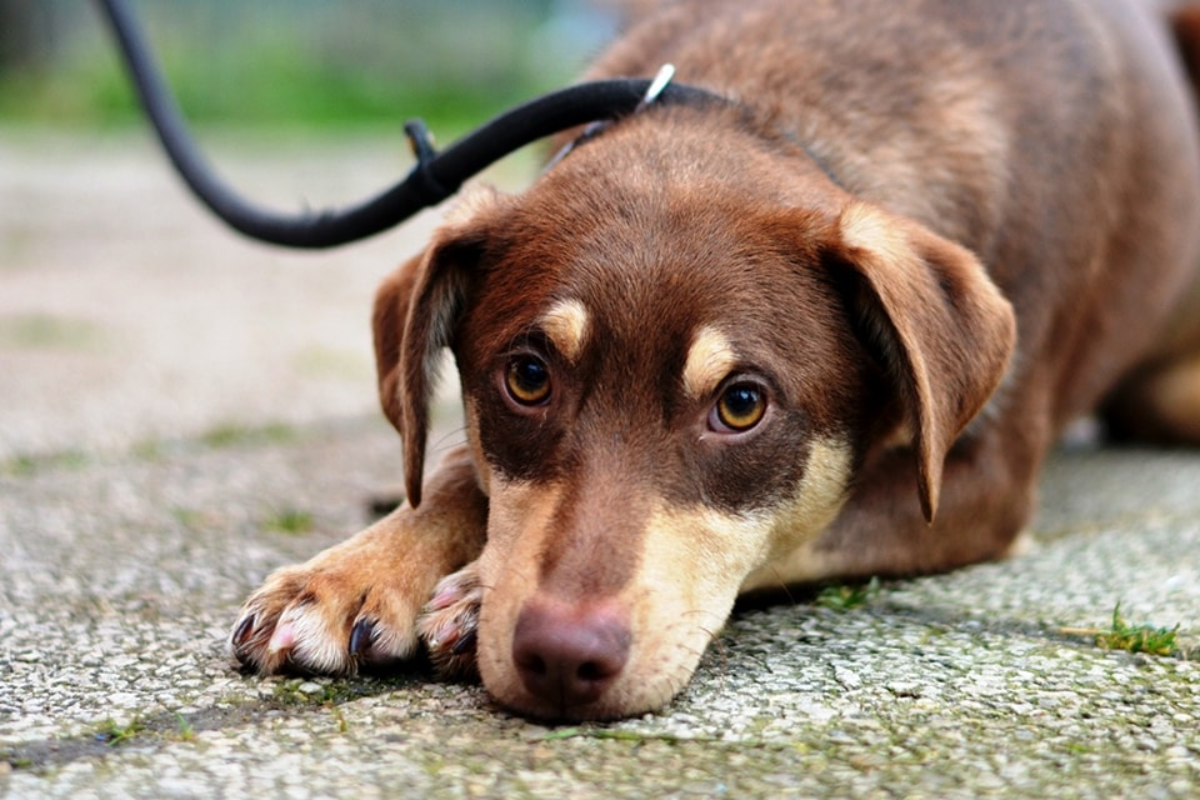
1;129;1198;798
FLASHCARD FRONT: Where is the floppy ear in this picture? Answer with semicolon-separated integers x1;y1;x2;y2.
830;201;1016;522
372;187;507;507
372;254;423;437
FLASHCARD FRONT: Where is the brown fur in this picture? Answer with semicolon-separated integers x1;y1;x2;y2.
231;0;1200;721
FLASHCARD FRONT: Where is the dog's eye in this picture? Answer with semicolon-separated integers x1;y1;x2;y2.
713;383;767;432
505;356;552;406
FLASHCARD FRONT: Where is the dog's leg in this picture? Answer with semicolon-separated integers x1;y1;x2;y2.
230;446;488;675
1098;6;1200;445
1104;352;1200;444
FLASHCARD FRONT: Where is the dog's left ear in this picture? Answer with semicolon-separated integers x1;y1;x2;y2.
375;186;509;507
828;201;1016;522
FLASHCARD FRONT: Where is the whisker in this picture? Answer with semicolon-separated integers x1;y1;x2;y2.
764;565;798;605
429;425;470;456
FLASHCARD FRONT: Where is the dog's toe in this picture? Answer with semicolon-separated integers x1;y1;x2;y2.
417;564;483;681
229;563;422;676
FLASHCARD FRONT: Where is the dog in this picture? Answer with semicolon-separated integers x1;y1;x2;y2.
229;0;1200;721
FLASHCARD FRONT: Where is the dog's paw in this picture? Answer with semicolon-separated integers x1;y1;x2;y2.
417;564;483;681
230;547;430;677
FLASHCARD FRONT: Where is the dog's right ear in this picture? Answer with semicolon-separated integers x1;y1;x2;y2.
372;186;509;507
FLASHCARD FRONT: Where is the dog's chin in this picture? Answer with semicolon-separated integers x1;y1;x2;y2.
475;626;713;722
485;677;684;723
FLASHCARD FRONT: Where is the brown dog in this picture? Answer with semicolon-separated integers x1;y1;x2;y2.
230;0;1200;721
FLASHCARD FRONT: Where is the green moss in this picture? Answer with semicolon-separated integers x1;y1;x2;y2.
199;422;296;450
171;507;204;528
269;678;368;706
262;507;315;535
0;313;107;351
1;449;89;477
816;577;882;611
94;716;147;747
542;727;724;745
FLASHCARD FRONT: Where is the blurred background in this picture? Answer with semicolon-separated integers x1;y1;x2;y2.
0;0;618;135
0;0;624;464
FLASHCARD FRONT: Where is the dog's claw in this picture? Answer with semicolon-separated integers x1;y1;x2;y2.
232;614;256;648
450;625;478;656
349;619;375;658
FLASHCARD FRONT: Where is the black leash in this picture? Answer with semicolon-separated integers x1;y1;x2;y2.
93;0;726;249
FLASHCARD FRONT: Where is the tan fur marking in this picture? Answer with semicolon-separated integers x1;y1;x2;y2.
474;476;571;707
740;437;854;589
683;326;738;400
481;478;564;567
462;397;493;497
1001;529;1036;560
540;298;591;364
839;202;914;268
596;503;772;716
443;183;504;227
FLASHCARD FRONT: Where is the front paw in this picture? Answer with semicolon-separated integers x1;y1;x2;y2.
418;563;483;681
230;448;490;677
230;573;411;677
230;528;436;676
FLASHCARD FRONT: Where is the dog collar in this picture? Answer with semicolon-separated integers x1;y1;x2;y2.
543;63;843;190
544;64;726;170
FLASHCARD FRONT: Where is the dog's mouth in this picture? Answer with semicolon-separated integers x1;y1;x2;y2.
464;479;785;721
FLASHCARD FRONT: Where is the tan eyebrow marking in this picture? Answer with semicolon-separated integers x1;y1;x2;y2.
683;325;738;400
539;298;591;363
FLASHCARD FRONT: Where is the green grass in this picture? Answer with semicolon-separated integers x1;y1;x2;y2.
1;449;89;478
1;46;530;133
0;313;107;351
263;507;314;535
171;507;208;529
1061;603;1181;657
1094;603;1180;656
0;10;574;135
173;713;195;742
199;421;296;450
94;716;147;747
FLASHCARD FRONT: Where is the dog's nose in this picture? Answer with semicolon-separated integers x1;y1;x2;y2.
512;599;631;711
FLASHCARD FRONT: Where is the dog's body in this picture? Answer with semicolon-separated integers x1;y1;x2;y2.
231;0;1200;720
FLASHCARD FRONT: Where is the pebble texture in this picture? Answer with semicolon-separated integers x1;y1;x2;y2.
1;134;1198;799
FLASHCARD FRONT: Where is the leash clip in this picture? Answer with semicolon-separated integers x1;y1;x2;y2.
545;63;678;171
637;63;676;111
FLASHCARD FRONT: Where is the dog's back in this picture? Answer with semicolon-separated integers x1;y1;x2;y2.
593;0;1200;430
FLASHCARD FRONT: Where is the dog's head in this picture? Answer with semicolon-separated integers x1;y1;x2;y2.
374;107;1014;720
